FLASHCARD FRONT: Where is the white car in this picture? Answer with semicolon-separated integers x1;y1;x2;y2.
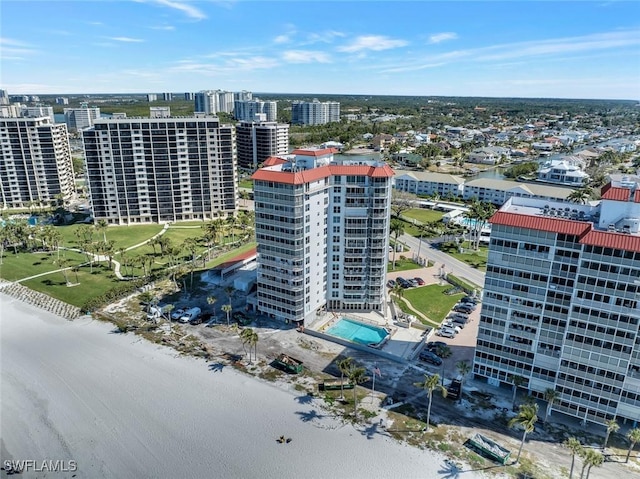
170;308;186;321
443;321;462;333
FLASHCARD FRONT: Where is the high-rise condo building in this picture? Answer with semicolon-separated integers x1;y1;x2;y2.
252;149;393;325
0;117;75;208
195;90;234;115
22;106;55;123
234;91;252;102
64;103;101;131
236;121;289;170
233;99;277;122
291;100;340;125
0;90;9;105
473;177;640;426
83;117;237;224
162;93;173;101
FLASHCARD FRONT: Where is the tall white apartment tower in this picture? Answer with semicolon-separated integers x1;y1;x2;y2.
0;117;75;208
473;178;640;426
64;103;100;131
291;100;340;125
252;149;393;325
236;121;289;170
234;99;277;122
83;117;237;224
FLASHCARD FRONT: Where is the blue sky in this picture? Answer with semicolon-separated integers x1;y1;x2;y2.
2;1;639;100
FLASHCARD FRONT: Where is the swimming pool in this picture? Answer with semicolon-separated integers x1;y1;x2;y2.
325;318;389;347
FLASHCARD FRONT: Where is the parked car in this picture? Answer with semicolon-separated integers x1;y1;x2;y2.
397;277;411;288
436;327;456;338
387;279;396;288
408;278;419;287
448;312;469;321
170;308;186;321
426;341;447;352
462;296;479;304
179;307;202;324
414;277;425;286
419;350;443;366
443;320;462;332
454;304;474;314
447;379;462;400
450;316;468;326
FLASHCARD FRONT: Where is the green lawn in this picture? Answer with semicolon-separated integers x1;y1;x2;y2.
238;179;254;189
440;241;488;271
387;259;421;272
402;208;445;224
0;250;87;281
21;264;121;307
400;284;464;324
57;224;163;249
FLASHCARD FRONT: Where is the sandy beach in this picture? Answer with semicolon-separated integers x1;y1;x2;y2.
0;293;486;479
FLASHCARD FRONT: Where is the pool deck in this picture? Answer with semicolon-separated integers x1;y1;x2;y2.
307;311;428;362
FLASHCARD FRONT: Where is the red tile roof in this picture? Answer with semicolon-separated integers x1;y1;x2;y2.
263;156;287;166
211;247;257;270
490;211;590;236
291;148;339;157
601;186;631;201
491;210;640;252
251;164;394;185
580;230;640;253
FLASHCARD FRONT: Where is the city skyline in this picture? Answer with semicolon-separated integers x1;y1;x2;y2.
1;1;639;100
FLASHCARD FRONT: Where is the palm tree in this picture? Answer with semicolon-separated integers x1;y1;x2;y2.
625;428;640;463
603;418;619;449
508;403;538;464
418;373;447;431
391;282;404;301
337;357;353;400
567;187;592;204
221;304;232;326
207;296;217;319
580;448;603;479
463;199;495;250
543;388;560;424
389;219;404;269
95;218;108;243
455;360;471;403
346;364;368;419
509;374;527;410
240;327;253;359
564;437;584;479
247;329;258;362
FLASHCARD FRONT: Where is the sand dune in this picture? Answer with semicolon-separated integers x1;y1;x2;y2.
0;294;485;478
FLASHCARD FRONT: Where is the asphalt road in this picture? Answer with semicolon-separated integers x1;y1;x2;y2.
400;233;486;290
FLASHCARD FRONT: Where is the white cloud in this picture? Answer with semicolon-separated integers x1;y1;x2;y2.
170;55;279;75
282;50;331;63
152;0;207;20
151;25;175;31
428;32;458;44
337;35;408;53
305;31;345;44
109;37;145;43
273;34;291;44
0;37;39;56
380;29;640;73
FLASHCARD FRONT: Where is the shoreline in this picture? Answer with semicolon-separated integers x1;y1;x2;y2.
0;293;484;478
